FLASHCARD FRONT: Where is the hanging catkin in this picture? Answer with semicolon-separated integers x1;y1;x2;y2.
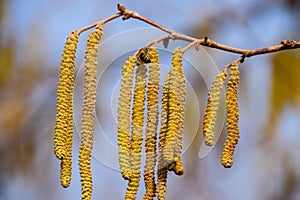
202;70;228;146
221;64;240;168
143;47;160;200
157;48;186;200
118;56;136;180
54;31;78;160
171;48;186;174
157;72;171;200
163;48;186;174
79;25;103;200
125;61;147;200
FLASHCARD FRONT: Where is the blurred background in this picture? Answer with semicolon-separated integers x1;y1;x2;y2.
0;0;300;199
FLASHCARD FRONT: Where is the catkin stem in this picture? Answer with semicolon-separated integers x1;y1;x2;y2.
79;25;103;200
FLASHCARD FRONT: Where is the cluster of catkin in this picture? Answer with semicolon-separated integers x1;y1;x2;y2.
202;63;240;168
55;23;242;199
54;25;103;200
55;25;187;200
117;47;186;200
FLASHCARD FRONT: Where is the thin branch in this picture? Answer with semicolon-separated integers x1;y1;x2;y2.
182;41;198;53
201;38;300;57
76;13;122;35
75;4;300;65
117;4;300;64
145;35;170;48
121;8;195;42
226;56;245;71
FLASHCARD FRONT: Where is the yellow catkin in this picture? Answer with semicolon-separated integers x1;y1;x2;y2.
221;64;240;168
163;48;185;174
157;72;171;200
54;31;78;160
125;62;147;200
203;70;228;146
157;48;186;200
79;25;103;200
171;48;186;170
118;56;136;180
143;47;160;200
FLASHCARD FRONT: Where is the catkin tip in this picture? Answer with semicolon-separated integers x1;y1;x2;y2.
221;151;233;168
79;145;93;200
60;158;72;188
168;157;184;176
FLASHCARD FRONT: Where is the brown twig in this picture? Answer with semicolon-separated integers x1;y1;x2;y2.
76;13;122;35
116;4;300;64
182;41;199;53
75;4;300;65
225;56;244;71
145;35;171;48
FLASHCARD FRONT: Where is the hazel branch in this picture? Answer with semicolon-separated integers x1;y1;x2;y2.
73;4;300;65
117;4;300;64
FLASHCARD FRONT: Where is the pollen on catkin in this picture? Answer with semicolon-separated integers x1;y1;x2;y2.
79;25;103;200
143;47;160;200
125;61;147;200
221;64;240;168
54;31;78;160
203;70;228;146
118;56;136;181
